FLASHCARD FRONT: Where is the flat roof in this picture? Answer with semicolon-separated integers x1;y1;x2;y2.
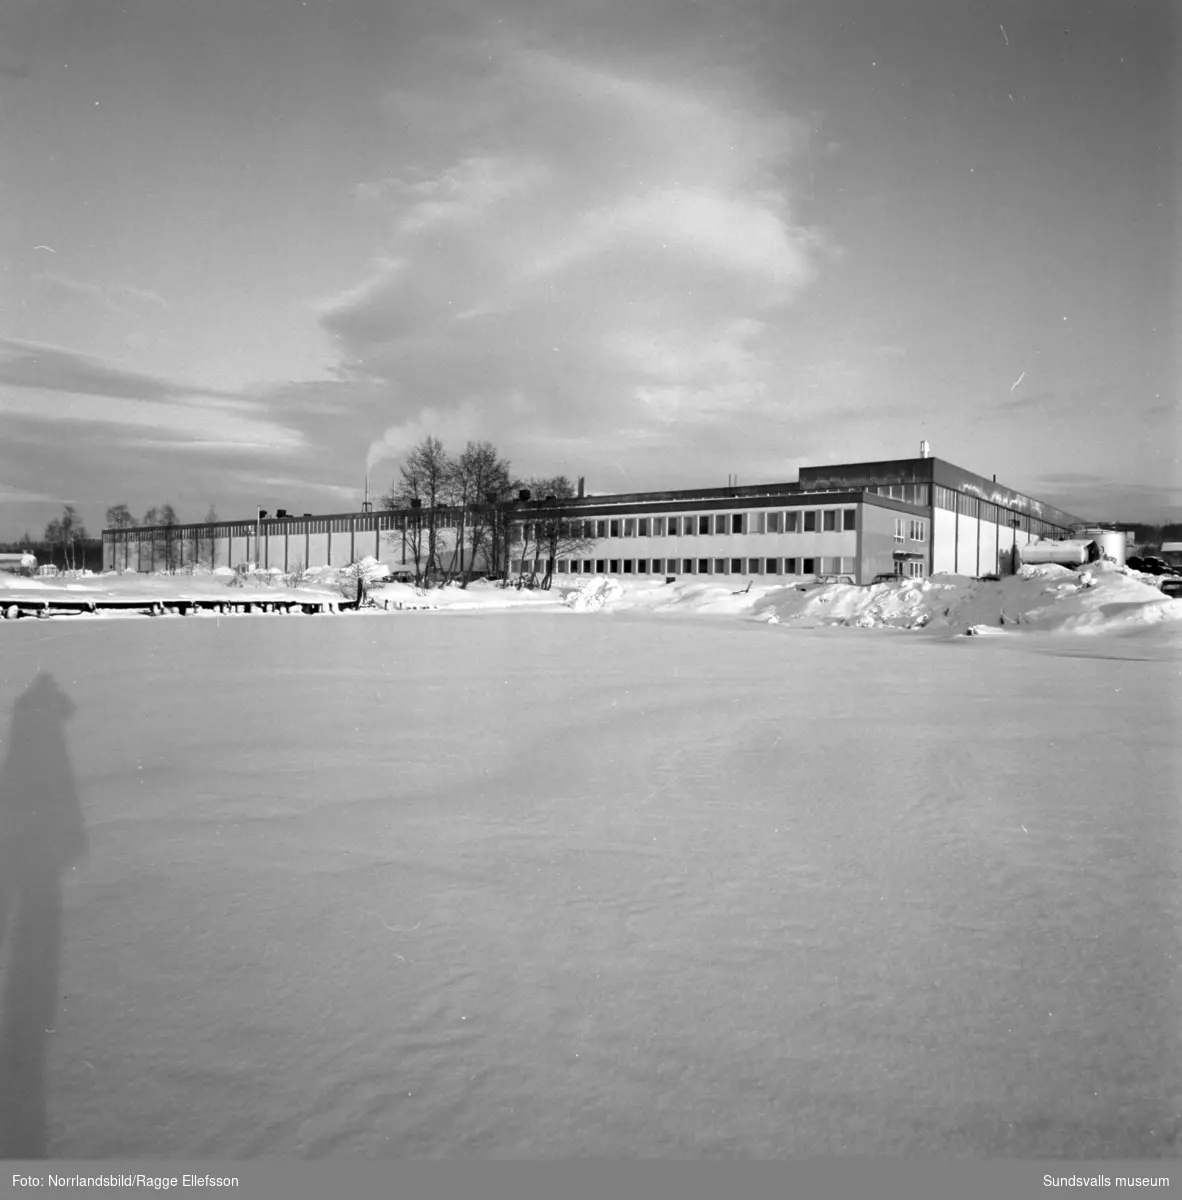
103;454;1083;534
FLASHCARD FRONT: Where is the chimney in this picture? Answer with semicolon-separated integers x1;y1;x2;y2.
577;476;585;498
919;440;931;459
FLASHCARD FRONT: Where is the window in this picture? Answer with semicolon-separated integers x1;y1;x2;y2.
623;559;633;573
894;518;905;543
511;558;523;573
766;558;782;574
803;511;817;532
596;520;608;538
683;516;696;537
652;517;665;536
767;512;783;534
732;513;745;534
558;560;569;573
785;557;798;574
698;515;711;535
637;518;650;537
698;559;710;574
785;511;801;533
715;514;728;534
843;509;857;531
840;557;855;574
651;559;663;574
823;510;838;532
908;519;926;542
683;559;695;574
714;558;728;574
610;520;621;538
596;559;606;573
802;557;815;574
609;559;620;573
583;560;593;573
637;559;648;573
748;558;763;574
750;512;766;534
907;560;925;578
731;558;744;573
623;518;635;537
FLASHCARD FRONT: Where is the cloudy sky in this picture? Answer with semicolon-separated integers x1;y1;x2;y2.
0;0;1176;539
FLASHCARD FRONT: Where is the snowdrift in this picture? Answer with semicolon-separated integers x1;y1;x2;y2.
556;563;1181;639
3;561;1178;639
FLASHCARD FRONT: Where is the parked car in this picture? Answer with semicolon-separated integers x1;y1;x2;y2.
814;573;856;585
1160;578;1182;599
1126;555;1145;572
1145;557;1173;575
866;573;903;586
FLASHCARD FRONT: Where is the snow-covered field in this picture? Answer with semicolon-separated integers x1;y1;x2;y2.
0;566;1179;1157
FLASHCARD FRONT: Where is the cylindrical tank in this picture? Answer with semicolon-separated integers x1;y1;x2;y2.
1077;528;1126;567
1018;539;1096;567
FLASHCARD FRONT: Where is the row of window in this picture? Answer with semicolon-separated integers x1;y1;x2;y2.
893;518;928;544
513;556;860;577
866;483;931;506
517;509;858;543
932;486;1069;540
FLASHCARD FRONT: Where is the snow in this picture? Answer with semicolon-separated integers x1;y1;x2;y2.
0;610;1178;1158
553;562;1181;640
4;561;1178;640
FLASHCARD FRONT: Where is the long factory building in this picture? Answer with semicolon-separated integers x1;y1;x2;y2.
102;445;1083;585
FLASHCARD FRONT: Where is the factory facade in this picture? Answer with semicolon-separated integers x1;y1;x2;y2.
102;446;1083;585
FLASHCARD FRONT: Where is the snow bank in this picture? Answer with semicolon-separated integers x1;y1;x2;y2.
550;562;1180;639
4;557;1177;638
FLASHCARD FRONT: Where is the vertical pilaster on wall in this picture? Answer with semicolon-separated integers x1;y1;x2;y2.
350;516;356;564
374;522;380;560
327;525;332;567
954;500;959;574
284;529;289;573
854;500;864;584
305;525;310;569
929;498;936;575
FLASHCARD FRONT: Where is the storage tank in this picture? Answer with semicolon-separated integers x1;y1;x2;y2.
1076;528;1127;567
0;552;36;573
1018;539;1098;567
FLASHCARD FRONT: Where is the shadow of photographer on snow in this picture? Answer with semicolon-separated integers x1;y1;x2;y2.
0;672;87;1159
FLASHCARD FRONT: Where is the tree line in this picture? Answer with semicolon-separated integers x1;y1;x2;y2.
100;503;218;571
379;436;593;588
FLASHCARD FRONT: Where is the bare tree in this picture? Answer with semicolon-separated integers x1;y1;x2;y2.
105;504;136;571
515;476;593;588
452;441;512;586
142;506;160;571
160;503;179;572
381;436;455;585
44;505;87;572
200;505;218;568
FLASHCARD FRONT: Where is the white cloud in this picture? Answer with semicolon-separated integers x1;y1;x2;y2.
0;390;305;453
323;44;829;480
